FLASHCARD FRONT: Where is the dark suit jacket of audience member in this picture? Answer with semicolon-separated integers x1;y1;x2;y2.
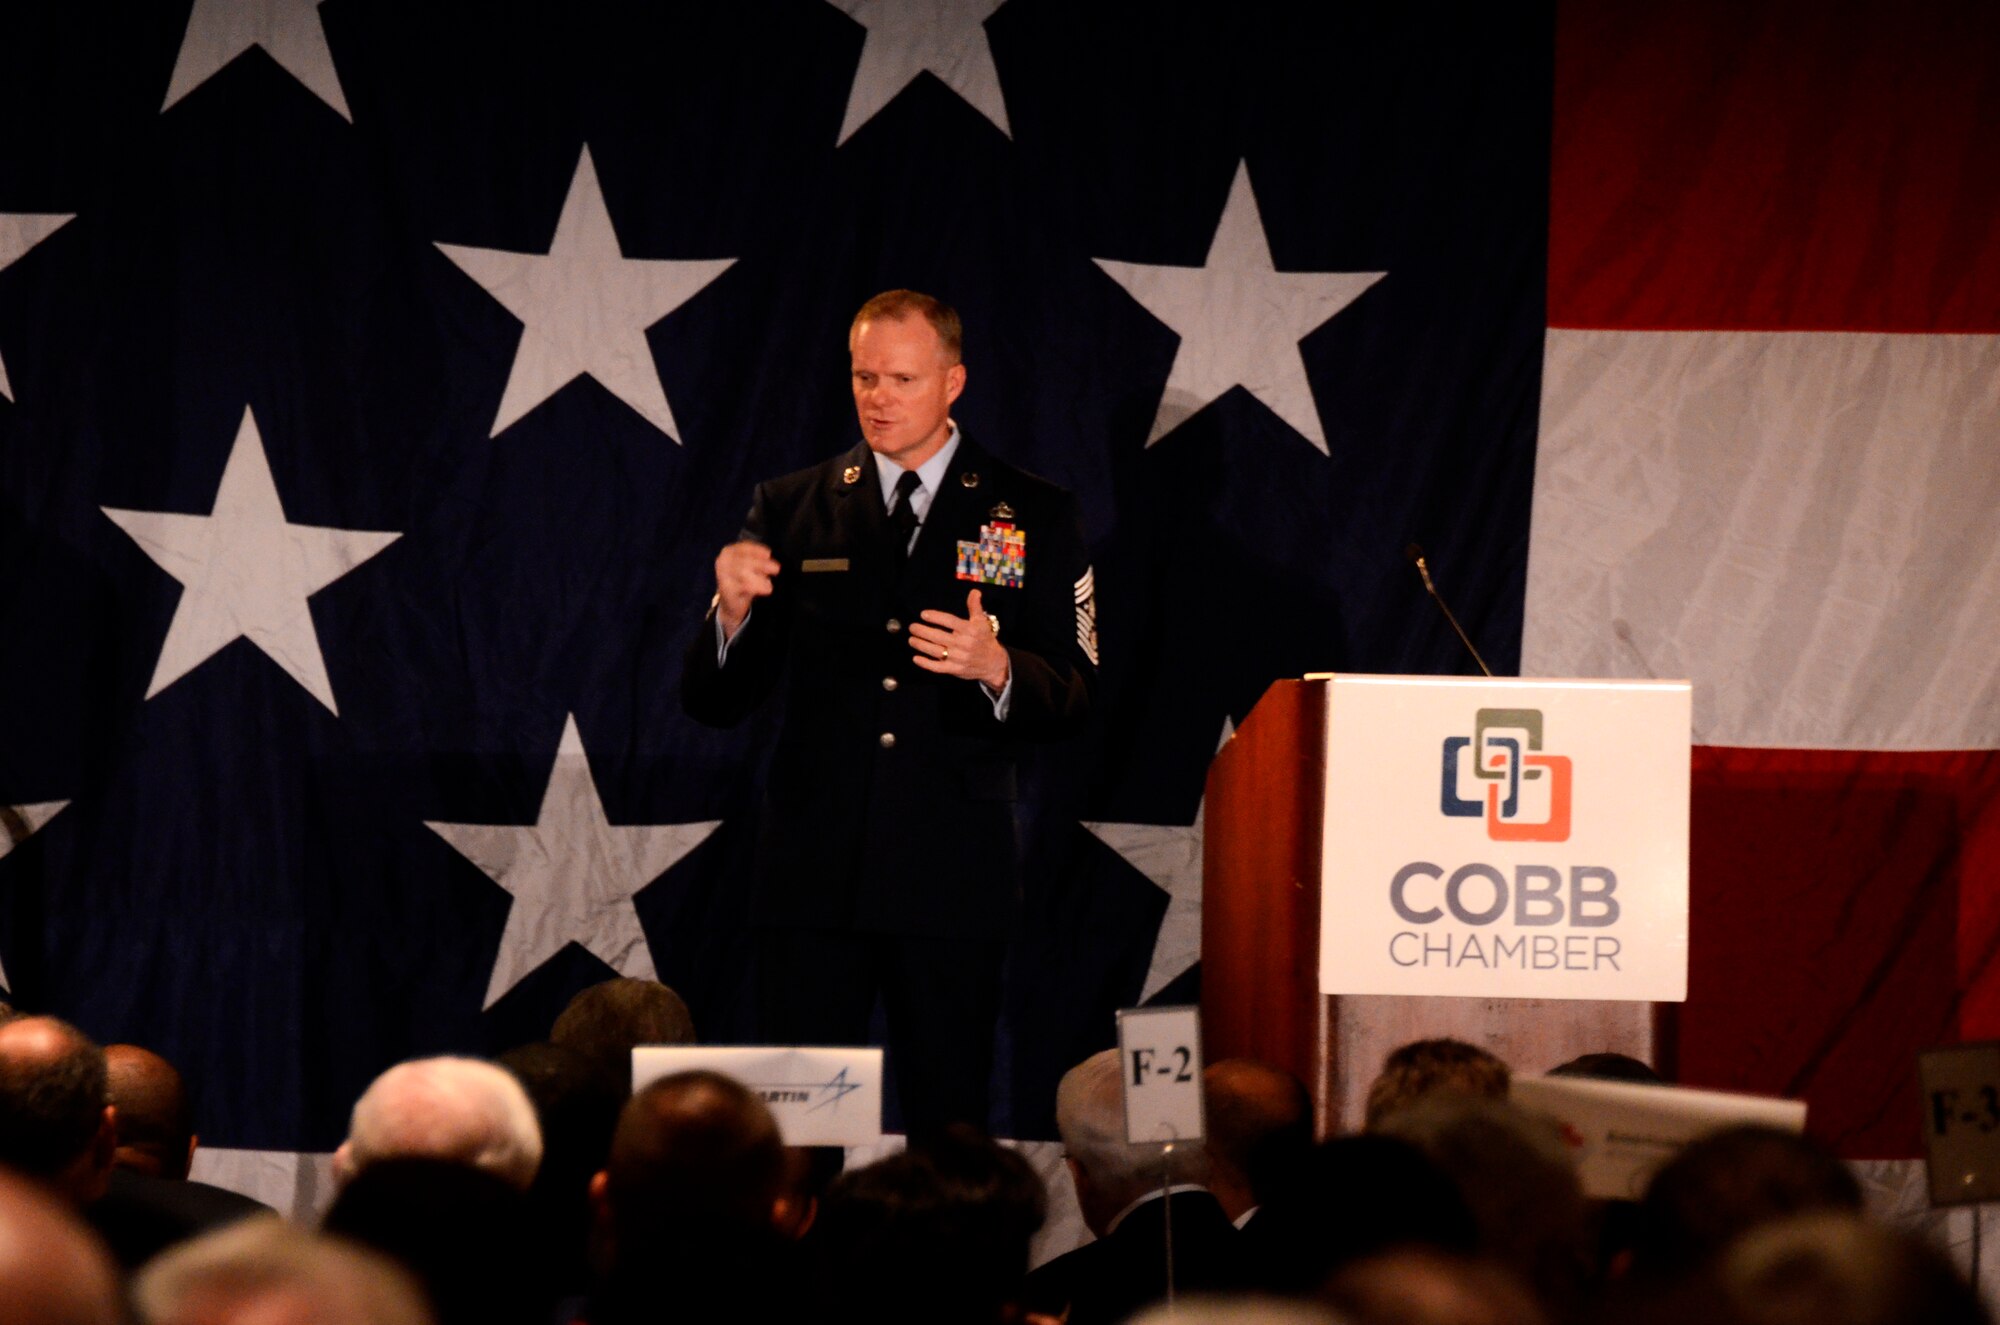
88;1166;272;1270
1023;1189;1243;1325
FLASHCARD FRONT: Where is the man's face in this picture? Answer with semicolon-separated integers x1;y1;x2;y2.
850;314;965;468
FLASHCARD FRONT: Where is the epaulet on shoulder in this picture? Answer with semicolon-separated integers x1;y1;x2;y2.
764;451;857;498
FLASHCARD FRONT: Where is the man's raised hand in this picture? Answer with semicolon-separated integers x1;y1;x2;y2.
715;541;780;635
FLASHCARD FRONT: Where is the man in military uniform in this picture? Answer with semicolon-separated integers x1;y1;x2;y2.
683;290;1097;1134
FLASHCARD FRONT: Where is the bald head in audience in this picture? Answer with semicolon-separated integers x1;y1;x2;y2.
334;1057;542;1192
1204;1058;1313;1222
593;1069;788;1248
586;1071;798;1324
0;1015;117;1206
134;1218;434;1325
1327;1247;1547;1325
108;1043;197;1179
0;1166;122;1325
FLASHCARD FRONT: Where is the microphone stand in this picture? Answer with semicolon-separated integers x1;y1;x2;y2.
1406;543;1493;678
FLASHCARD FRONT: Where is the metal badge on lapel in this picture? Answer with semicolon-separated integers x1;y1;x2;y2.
960;471;981;489
843;465;861;485
990;501;1014;520
956;520;1026;588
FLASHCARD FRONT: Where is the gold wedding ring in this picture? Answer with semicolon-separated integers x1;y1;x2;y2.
941;646;950;661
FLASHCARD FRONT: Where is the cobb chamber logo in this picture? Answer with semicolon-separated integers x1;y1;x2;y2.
1385;705;1620;975
1440;707;1571;843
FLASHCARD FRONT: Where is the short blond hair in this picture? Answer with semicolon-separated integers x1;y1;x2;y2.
134;1219;432;1325
1364;1038;1509;1130
851;289;963;363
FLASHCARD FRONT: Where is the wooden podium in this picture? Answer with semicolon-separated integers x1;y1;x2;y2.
1200;679;1659;1136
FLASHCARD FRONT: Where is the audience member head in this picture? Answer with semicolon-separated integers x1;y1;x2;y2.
495;1041;623;1294
1204;1058;1314;1220
594;1070;785;1252
1248;1133;1477;1295
1535;1049;1664;1288
1374;1096;1589;1320
133;1217;434;1325
550;978;694;1093
0;1165;122;1325
1630;1125;1861;1282
1714;1212;1988;1325
1130;1298;1338;1325
323;1158;547;1325
1365;1038;1510;1130
775;1145;847;1241
0;1015;116;1205
1055;1048;1211;1237
106;1043;197;1179
1326;1247;1548;1325
1546;1052;1662;1084
333;1057;542;1192
815;1126;1048;1325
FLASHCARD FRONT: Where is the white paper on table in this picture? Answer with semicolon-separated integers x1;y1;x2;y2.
630;1045;884;1147
1511;1074;1806;1200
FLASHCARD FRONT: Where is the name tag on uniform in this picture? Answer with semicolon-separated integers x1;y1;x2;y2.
801;558;849;573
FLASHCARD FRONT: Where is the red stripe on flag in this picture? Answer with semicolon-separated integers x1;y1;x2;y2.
1550;0;2000;332
1676;747;2000;1158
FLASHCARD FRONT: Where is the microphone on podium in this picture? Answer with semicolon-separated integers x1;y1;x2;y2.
1406;543;1494;678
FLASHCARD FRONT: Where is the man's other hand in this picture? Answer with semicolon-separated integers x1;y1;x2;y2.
715;541;780;635
910;588;1010;691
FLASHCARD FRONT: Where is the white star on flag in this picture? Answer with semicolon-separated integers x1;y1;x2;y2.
0;800;69;991
829;0;1011;145
0;212;75;402
163;0;351;121
1095;161;1387;454
1082;719;1234;1002
101;407;400;714
436;146;735;442
426;715;722;1010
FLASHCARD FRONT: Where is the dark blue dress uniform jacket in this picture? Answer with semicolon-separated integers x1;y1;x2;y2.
682;435;1095;939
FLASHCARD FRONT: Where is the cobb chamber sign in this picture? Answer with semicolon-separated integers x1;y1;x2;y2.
1318;675;1690;1003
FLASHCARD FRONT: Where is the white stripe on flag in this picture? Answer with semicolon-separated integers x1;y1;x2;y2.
1524;329;2000;751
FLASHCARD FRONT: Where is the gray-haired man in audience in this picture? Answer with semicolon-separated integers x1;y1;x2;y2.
1025;1048;1244;1325
334;1056;543;1192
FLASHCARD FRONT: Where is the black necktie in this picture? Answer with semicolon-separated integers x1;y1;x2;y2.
888;470;922;555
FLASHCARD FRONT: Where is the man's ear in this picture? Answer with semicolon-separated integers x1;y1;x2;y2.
945;361;966;406
66;1106;119;1205
91;1106;116;1172
1063;1153;1086;1201
772;1192;818;1241
331;1140;354;1187
588;1169;615;1254
184;1132;200;1181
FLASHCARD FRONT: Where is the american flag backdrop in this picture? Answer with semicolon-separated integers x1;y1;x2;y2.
0;0;1995;1208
